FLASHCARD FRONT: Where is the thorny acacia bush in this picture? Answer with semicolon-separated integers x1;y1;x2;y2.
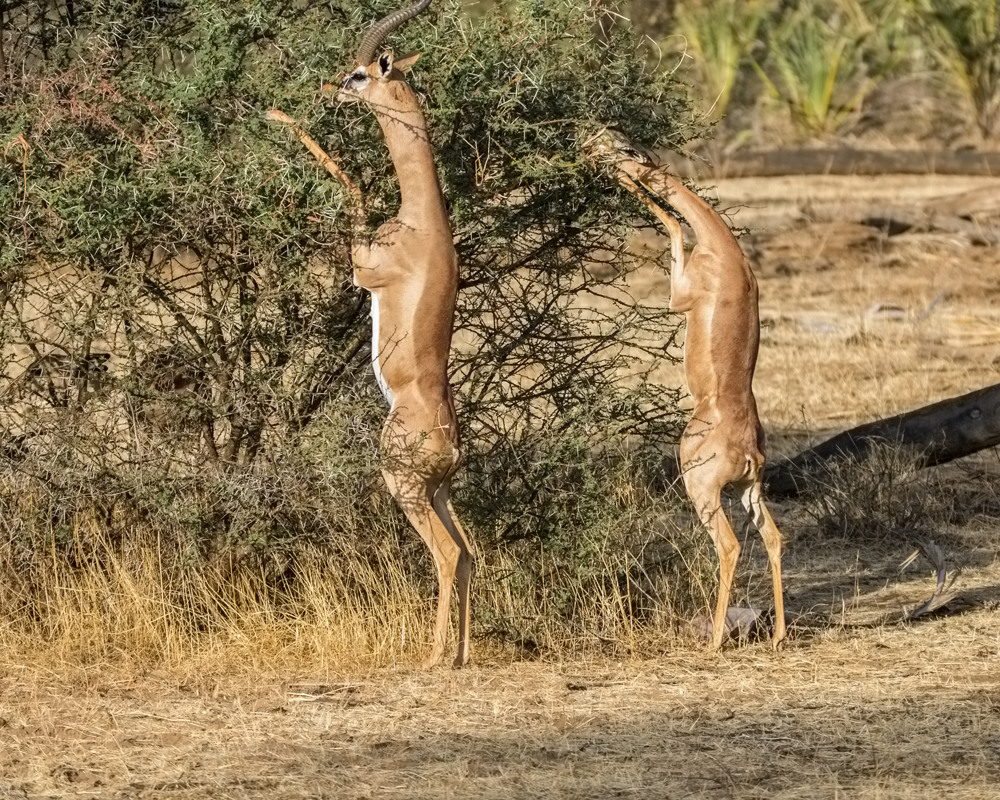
0;0;712;658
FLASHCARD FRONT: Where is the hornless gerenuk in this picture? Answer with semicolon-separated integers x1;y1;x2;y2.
586;128;786;650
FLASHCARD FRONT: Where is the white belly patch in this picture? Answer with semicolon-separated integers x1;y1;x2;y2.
369;293;395;408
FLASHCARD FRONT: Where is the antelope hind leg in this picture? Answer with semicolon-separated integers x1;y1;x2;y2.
382;464;464;668
683;465;741;650
431;486;473;667
741;480;786;648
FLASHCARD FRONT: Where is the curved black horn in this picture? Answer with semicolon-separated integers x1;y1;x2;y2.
355;0;433;68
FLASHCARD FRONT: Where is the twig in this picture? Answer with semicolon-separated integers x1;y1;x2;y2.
902;540;956;620
264;109;364;210
5;132;30;204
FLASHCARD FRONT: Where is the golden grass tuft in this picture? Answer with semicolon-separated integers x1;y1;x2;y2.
0;519;718;676
0;531;435;674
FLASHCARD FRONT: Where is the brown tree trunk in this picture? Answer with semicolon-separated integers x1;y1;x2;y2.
764;383;1000;498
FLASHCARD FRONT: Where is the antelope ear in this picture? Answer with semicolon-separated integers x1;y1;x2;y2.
392;52;421;73
375;50;394;80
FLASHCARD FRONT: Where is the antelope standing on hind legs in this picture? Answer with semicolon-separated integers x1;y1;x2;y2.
272;0;473;667
585;129;786;650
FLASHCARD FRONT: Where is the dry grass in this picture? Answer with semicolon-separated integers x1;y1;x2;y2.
0;525;711;675
3;614;1000;798
0;535;433;674
1;174;999;798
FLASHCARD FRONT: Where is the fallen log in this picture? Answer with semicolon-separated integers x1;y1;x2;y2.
668;148;1000;179
764;382;1000;498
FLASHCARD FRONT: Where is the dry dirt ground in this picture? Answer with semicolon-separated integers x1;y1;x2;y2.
2;175;999;799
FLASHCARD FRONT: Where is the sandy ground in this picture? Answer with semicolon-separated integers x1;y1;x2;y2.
2;614;1000;799
2;174;999;799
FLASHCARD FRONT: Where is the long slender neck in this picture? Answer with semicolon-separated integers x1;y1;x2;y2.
621;177;684;274
624;160;730;245
371;89;446;218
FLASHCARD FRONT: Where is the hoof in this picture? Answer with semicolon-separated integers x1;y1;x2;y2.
420;651;444;670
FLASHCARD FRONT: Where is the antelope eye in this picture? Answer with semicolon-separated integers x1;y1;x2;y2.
341;69;368;91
